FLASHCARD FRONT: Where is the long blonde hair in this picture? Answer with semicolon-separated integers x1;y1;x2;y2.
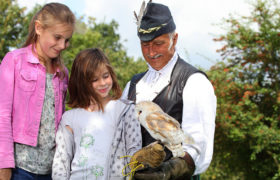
23;3;75;77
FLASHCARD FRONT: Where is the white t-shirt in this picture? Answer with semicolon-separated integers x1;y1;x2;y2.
55;100;121;180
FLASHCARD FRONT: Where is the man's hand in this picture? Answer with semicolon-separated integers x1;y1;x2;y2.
130;142;166;171
0;168;12;180
133;156;195;180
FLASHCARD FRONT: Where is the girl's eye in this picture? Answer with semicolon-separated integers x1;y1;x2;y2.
55;35;61;40
103;73;110;79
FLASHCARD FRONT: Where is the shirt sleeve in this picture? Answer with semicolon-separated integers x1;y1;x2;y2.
121;81;131;100
181;73;217;175
62;67;69;114
0;52;16;168
52;112;75;180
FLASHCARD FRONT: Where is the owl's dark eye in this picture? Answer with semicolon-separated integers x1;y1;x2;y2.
138;110;142;115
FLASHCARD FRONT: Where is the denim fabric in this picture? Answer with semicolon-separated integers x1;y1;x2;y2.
11;167;52;180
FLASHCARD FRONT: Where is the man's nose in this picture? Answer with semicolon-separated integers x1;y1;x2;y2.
147;45;157;57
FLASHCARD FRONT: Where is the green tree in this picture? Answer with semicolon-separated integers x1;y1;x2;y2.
0;0;27;61
203;0;280;179
63;17;147;89
19;4;42;46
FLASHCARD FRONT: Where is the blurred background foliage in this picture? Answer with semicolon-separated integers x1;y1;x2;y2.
0;0;279;179
205;0;280;179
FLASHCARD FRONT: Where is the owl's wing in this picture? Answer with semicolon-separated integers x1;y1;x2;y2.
146;111;183;144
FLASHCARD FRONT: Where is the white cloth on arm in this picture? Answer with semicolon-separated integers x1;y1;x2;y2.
52;118;74;179
121;53;216;175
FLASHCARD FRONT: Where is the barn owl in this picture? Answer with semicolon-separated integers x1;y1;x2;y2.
135;101;194;158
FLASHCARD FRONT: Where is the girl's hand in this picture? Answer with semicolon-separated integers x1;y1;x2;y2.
0;168;11;180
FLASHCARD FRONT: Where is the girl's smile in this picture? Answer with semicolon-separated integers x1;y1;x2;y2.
92;65;113;101
98;87;109;94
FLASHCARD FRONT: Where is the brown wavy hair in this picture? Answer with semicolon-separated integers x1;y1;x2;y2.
23;2;75;78
68;48;122;111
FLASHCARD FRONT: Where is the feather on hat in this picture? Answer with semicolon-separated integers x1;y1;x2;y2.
134;0;152;31
134;1;176;41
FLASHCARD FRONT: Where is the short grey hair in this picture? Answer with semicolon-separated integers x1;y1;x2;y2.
168;31;176;50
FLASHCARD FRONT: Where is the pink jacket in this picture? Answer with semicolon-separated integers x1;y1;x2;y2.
0;45;68;168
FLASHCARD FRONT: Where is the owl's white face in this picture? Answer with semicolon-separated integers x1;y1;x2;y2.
135;102;147;125
135;105;142;118
135;101;163;126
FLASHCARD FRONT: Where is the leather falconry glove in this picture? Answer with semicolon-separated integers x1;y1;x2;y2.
130;141;166;171
133;154;195;180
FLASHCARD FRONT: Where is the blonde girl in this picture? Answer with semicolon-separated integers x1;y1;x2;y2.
0;3;75;180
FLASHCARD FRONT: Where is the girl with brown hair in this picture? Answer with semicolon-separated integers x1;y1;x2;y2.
52;48;141;180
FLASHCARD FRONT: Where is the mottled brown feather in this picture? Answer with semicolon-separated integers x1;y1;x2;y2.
146;112;179;129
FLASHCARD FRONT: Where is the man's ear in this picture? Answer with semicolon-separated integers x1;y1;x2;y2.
173;33;178;47
35;20;43;35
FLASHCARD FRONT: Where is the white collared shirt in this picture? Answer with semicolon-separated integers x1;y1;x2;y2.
122;52;216;175
135;53;178;103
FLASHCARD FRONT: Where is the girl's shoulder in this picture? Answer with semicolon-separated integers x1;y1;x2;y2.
9;45;33;57
114;99;134;106
3;45;37;64
63;108;84;117
110;99;134;110
61;108;85;124
109;99;135;117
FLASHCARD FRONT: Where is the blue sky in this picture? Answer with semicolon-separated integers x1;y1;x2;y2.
18;0;252;69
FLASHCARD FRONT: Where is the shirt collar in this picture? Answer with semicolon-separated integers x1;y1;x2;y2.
26;44;40;64
26;44;62;74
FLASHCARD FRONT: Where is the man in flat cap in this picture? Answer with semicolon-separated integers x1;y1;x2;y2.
122;1;216;179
